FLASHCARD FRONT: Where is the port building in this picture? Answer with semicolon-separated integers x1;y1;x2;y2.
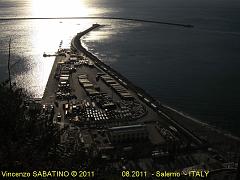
108;124;148;143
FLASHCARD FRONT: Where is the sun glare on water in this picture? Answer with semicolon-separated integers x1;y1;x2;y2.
14;0;111;97
14;0;97;97
31;0;90;17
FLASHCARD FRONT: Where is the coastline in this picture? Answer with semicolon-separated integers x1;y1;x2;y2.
80;35;239;141
162;104;240;141
71;24;240;161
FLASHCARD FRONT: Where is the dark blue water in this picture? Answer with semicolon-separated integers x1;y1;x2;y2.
0;0;240;137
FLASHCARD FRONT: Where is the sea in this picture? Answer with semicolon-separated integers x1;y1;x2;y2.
0;0;240;137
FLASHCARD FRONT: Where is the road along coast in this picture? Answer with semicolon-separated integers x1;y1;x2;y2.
71;24;240;162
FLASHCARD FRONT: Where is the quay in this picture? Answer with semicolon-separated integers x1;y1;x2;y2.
40;24;239;178
71;24;203;146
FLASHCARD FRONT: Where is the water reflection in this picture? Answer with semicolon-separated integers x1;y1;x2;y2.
12;1;139;97
31;0;88;17
13;0;104;97
14;19;96;97
81;21;142;63
30;0;103;18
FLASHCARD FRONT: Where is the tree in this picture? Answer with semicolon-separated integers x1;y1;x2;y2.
0;81;26;169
